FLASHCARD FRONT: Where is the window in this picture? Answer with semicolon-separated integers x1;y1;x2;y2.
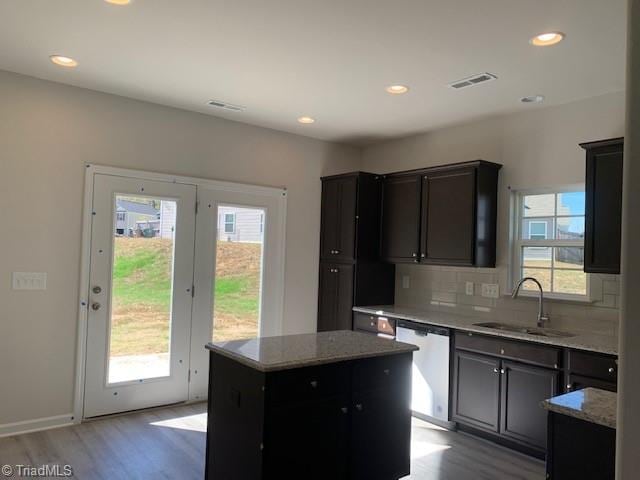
260;213;264;234
224;213;235;233
513;189;587;298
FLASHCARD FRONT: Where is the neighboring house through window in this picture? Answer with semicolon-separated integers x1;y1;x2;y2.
116;212;126;222
513;189;587;299
224;213;236;233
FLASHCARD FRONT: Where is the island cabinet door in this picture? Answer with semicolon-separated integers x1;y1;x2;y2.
263;396;350;480
452;351;501;432
499;361;559;450
350;354;412;480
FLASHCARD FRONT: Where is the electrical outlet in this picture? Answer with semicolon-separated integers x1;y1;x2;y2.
465;281;474;296
481;283;499;299
402;275;410;289
12;272;47;290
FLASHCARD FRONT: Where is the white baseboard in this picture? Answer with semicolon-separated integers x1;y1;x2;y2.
0;414;75;438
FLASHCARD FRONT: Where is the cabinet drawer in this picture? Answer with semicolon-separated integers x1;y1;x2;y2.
567;350;618;382
353;353;411;392
455;331;561;369
353;312;396;336
268;363;350;404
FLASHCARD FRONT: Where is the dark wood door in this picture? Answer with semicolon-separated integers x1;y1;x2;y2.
380;174;422;263
320;176;357;262
452;350;501;432
583;139;623;274
265;396;350;480
421;167;476;265
500;361;559;450
351;388;411;480
317;262;354;332
565;374;617;393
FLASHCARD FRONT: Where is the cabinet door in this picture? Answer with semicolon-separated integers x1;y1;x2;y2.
421;167;476;265
320;176;357;262
317;263;354;332
500;361;558;450
584;141;623;273
265;396;350;480
565;374;616;393
380;174;422;262
452;351;500;432
351;388;411;480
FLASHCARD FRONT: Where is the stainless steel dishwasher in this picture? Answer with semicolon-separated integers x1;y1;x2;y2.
396;319;454;429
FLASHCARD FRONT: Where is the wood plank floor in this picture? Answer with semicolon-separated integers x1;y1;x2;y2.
0;403;544;479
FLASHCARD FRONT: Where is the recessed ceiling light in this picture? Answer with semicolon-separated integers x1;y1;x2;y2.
530;32;565;47
297;116;315;124
105;0;131;5
50;55;78;68
385;85;409;95
521;95;545;104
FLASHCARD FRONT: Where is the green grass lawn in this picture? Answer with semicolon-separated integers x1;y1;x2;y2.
110;238;261;356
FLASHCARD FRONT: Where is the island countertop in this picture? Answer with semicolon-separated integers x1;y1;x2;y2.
541;387;617;429
206;330;418;372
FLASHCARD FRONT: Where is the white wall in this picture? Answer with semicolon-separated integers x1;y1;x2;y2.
617;0;640;477
363;92;626;333
0;70;360;426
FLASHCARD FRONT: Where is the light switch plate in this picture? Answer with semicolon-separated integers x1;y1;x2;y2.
12;272;47;290
465;281;474;296
402;275;411;289
481;283;499;298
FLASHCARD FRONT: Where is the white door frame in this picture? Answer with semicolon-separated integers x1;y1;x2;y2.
74;164;287;422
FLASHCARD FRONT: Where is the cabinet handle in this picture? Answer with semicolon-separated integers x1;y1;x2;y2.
500;348;505;355
493;368;499;373
420;253;426;258
335;249;340;254
412;252;417;257
341;407;348;414
355;404;363;412
567;383;573;390
310;380;318;389
608;367;615;374
500;369;505;374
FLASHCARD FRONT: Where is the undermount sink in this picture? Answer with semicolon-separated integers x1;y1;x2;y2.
473;321;577;338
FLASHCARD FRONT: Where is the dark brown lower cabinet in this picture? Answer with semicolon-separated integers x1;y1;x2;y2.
452;351;501;432
206;351;413;480
546;412;615;480
500;361;559;449
452;337;560;458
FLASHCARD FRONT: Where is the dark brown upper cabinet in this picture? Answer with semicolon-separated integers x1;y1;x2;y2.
581;138;624;274
317;172;395;332
381;161;501;267
380;174;423;262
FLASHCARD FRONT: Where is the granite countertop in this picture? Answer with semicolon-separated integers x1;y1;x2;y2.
541;388;617;429
353;305;618;355
206;330;419;372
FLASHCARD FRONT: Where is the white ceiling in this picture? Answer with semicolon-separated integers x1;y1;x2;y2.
0;0;627;146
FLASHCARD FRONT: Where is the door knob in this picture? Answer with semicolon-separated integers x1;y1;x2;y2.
91;302;101;311
92;286;102;294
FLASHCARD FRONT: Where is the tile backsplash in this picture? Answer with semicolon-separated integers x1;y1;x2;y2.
394;264;620;338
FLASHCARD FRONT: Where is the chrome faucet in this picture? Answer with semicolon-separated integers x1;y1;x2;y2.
511;277;550;328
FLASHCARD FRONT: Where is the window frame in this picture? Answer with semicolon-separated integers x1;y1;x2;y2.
511;187;590;302
223;213;236;234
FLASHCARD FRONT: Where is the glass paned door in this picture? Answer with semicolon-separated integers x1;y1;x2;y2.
108;195;176;383
84;174;196;418
212;205;265;342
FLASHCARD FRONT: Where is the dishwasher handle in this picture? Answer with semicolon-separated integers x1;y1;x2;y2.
397;320;449;337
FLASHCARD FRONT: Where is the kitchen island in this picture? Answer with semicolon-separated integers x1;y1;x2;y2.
205;330;418;480
542;388;617;480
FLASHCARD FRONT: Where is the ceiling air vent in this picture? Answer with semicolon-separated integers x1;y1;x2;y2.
207;100;246;112
448;73;498;90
